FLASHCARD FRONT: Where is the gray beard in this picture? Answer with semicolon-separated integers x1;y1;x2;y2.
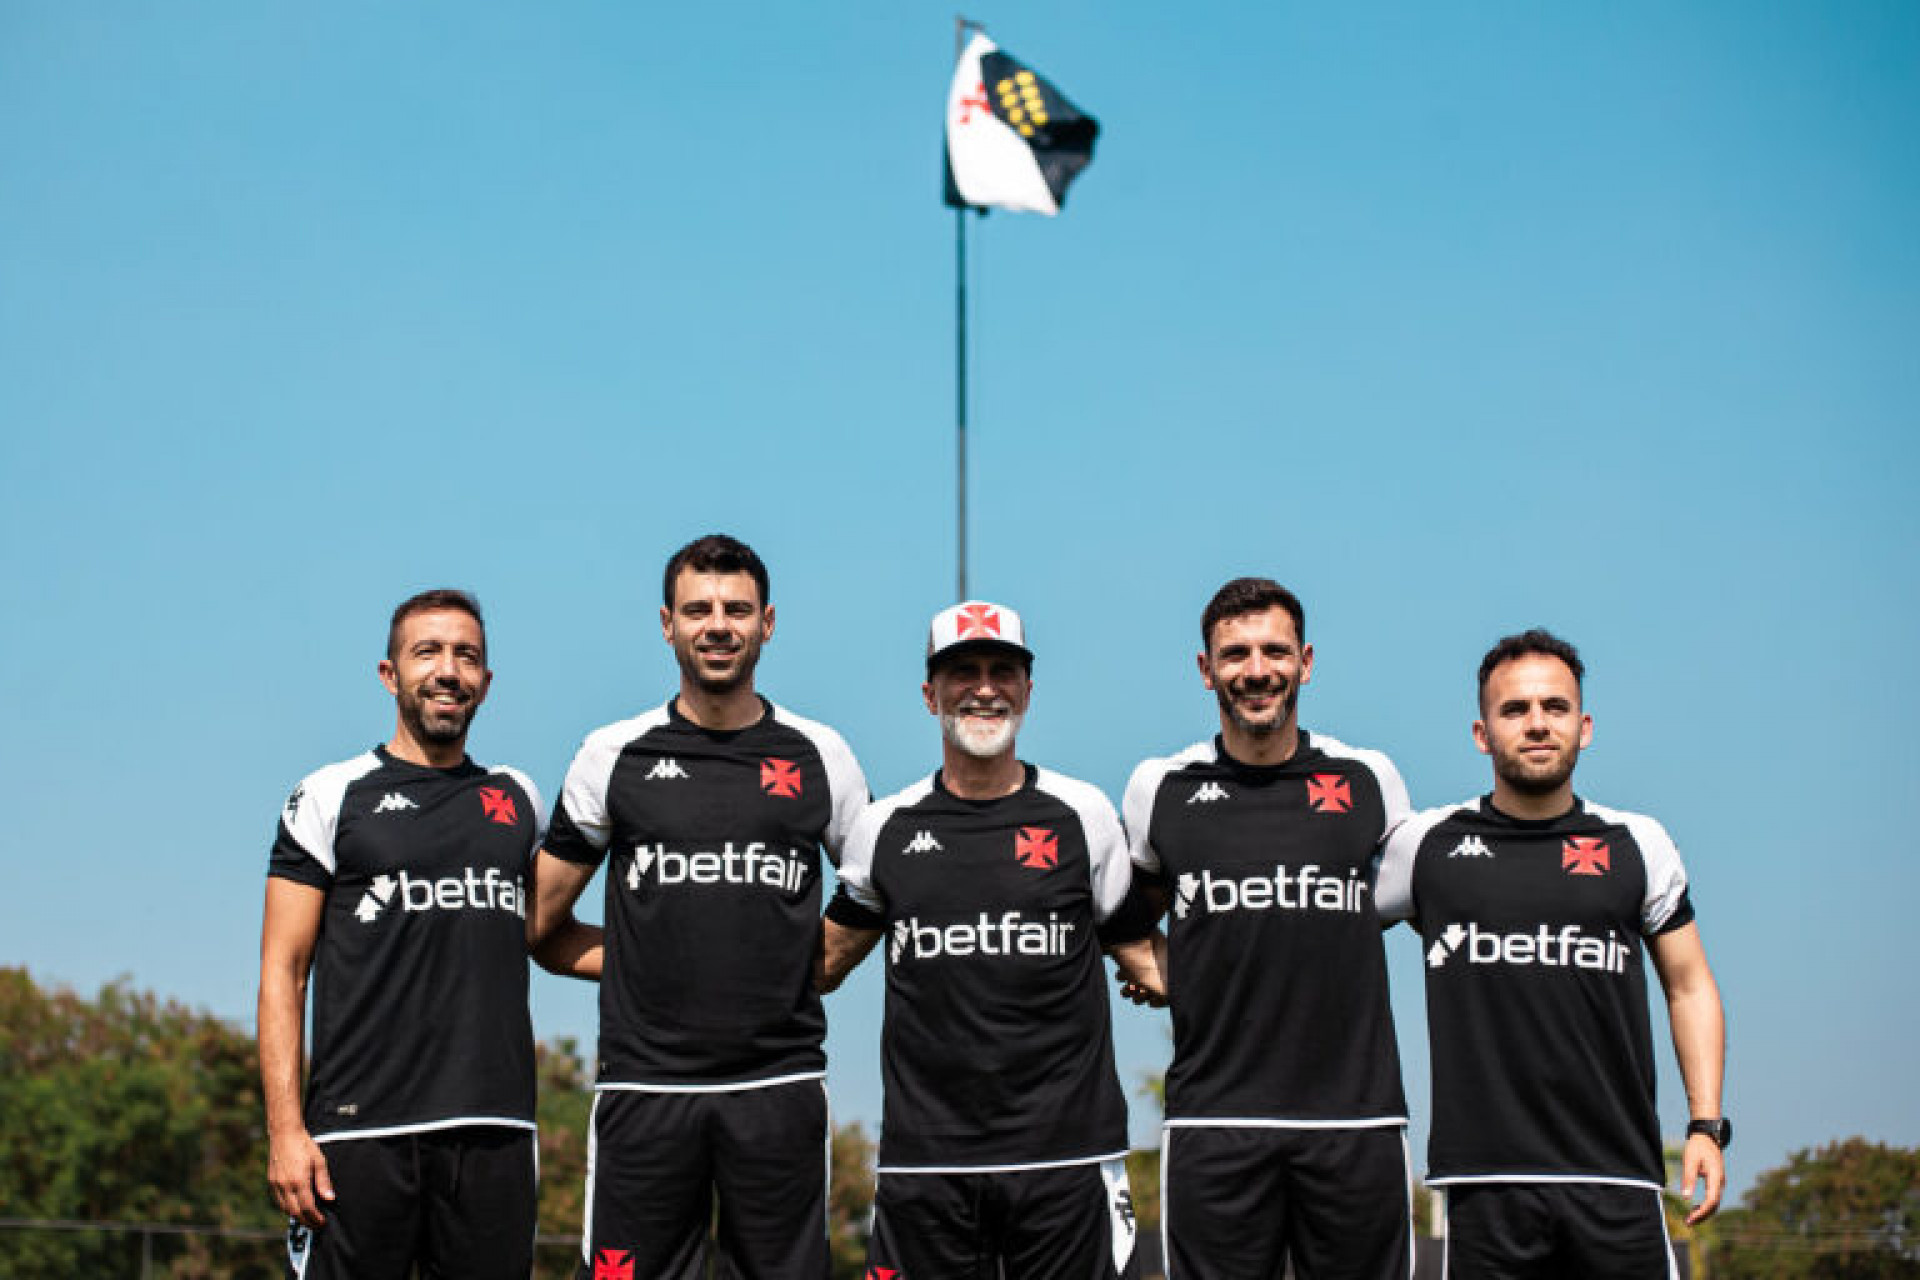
941;710;1022;759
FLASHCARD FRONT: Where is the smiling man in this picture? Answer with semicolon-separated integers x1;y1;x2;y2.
1376;629;1729;1279
1121;576;1417;1279
527;534;868;1280
818;600;1157;1280
258;589;545;1280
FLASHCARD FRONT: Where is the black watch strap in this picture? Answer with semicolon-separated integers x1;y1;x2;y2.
1686;1117;1733;1149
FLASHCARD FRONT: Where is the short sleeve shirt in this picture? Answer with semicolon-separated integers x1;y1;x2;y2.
544;697;867;1087
269;746;544;1139
830;764;1134;1170
1375;795;1693;1187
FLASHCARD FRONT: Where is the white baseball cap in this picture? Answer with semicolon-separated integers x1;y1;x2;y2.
926;600;1033;672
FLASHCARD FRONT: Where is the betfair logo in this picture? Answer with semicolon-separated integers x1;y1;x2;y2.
353;868;526;924
889;912;1075;961
626;841;809;894
1426;922;1631;973
1171;864;1367;920
995;70;1048;138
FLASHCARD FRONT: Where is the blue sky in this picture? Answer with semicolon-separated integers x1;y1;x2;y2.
3;3;1915;1200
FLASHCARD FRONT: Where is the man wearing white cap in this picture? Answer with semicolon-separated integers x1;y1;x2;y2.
819;601;1156;1280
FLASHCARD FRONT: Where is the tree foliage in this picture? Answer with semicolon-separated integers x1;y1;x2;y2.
0;969;882;1279
1706;1138;1920;1279
0;966;279;1277
829;1121;877;1279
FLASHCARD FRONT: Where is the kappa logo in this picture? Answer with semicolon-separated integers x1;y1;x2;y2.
477;786;517;825
1449;835;1493;858
1426;921;1631;973
373;792;417;815
902;830;944;855
955;602;1001;638
1306;773;1352;813
353;867;526;924
1014;826;1058;870
594;1249;635;1280
1187;782;1229;804
646;758;689;781
1562;837;1610;876
761;757;803;798
284;784;305;821
1171;864;1367;920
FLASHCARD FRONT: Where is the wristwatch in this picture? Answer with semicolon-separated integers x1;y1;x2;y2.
1686;1117;1733;1149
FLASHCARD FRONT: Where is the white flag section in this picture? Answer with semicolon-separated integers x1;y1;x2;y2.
946;33;1069;215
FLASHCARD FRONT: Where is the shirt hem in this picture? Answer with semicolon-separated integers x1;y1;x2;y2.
313;1116;536;1143
1428;1172;1664;1191
877;1149;1129;1175
595;1070;826;1094
1164;1115;1407;1130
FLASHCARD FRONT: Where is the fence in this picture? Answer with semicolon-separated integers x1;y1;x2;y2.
0;1219;586;1279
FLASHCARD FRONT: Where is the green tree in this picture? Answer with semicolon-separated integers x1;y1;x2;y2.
1708;1138;1920;1280
829;1121;878;1279
0;967;280;1277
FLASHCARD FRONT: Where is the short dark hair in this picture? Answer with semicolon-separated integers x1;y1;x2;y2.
387;589;486;661
662;534;770;608
1200;577;1306;651
1477;628;1584;706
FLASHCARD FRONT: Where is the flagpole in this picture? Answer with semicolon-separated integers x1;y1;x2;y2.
954;15;973;602
955;206;968;602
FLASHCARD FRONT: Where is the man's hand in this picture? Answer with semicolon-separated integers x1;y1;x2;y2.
1682;1132;1725;1224
1108;934;1169;1008
268;1128;335;1227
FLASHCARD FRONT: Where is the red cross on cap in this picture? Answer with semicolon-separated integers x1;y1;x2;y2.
927;599;1033;670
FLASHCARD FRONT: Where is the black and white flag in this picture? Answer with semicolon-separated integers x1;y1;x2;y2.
944;32;1099;216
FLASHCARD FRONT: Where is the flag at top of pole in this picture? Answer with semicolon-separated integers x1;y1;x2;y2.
944;30;1099;215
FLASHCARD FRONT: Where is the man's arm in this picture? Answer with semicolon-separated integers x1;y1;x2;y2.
1649;921;1727;1224
526;850;604;980
1105;879;1170;1006
817;919;882;994
258;878;333;1227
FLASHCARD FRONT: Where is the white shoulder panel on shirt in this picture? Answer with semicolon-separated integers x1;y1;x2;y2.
1121;740;1215;874
1312;733;1414;841
1034;767;1131;923
282;751;383;876
770;702;870;862
837;774;938;913
558;706;672;853
1374;798;1478;923
1585;800;1690;934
